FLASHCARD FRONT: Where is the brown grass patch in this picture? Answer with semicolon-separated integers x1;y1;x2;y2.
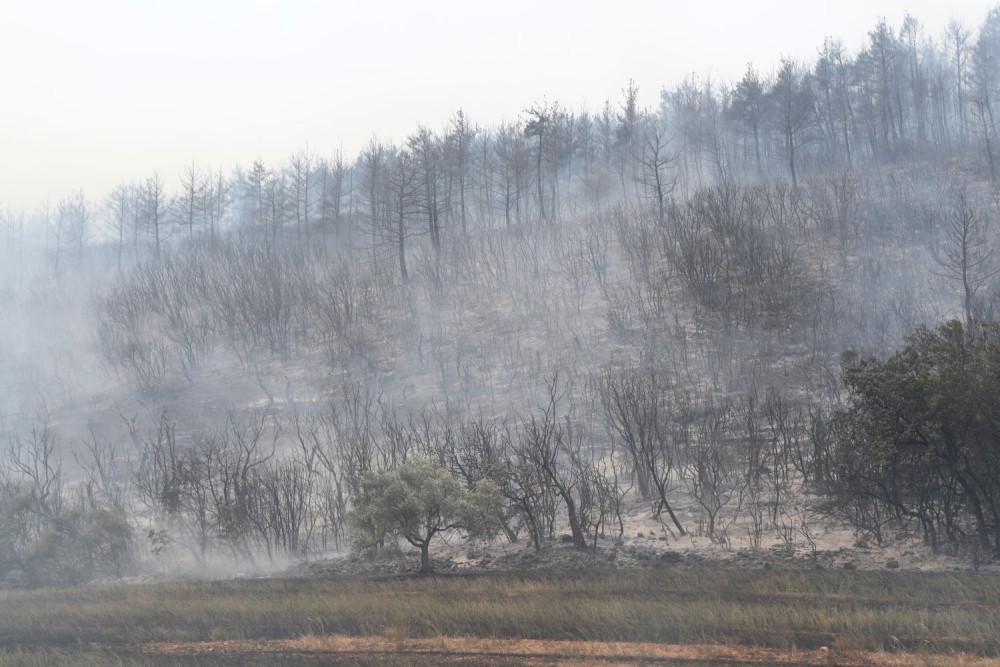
127;636;1000;666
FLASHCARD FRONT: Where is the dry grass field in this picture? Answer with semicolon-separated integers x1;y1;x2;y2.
1;567;998;665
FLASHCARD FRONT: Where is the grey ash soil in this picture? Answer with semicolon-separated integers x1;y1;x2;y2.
282;496;998;581
284;537;997;581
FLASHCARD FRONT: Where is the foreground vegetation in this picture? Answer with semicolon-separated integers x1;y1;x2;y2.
0;568;998;664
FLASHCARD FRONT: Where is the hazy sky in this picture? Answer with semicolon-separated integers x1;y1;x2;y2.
0;0;995;212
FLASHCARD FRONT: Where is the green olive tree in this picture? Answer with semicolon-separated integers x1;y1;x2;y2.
350;458;502;573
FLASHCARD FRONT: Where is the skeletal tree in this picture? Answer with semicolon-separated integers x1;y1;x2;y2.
946;19;972;145
359;138;387;259
900;15;929;144
202;411;276;560
385;147;419;283
289;151;314;244
132;415;191;557
730;63;769;177
408;127;446;261
142;172;168;259
106;184;139;271
3;423;63;521
933;191;999;324
264;169;289;239
862;19;906;153
177;163;208;237
74;428;131;514
636;114;677;226
441;418;519;542
598;366;685;534
505;439;556;551
53;191;89;271
972;9;1000;185
616;79;641;199
684;397;738;543
493;121;528;227
316;150;347;232
524;103;552;222
244;159;269;229
825;38;857;166
770;58;815;190
514;383;590;548
447;109;477;236
194;167;230;236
